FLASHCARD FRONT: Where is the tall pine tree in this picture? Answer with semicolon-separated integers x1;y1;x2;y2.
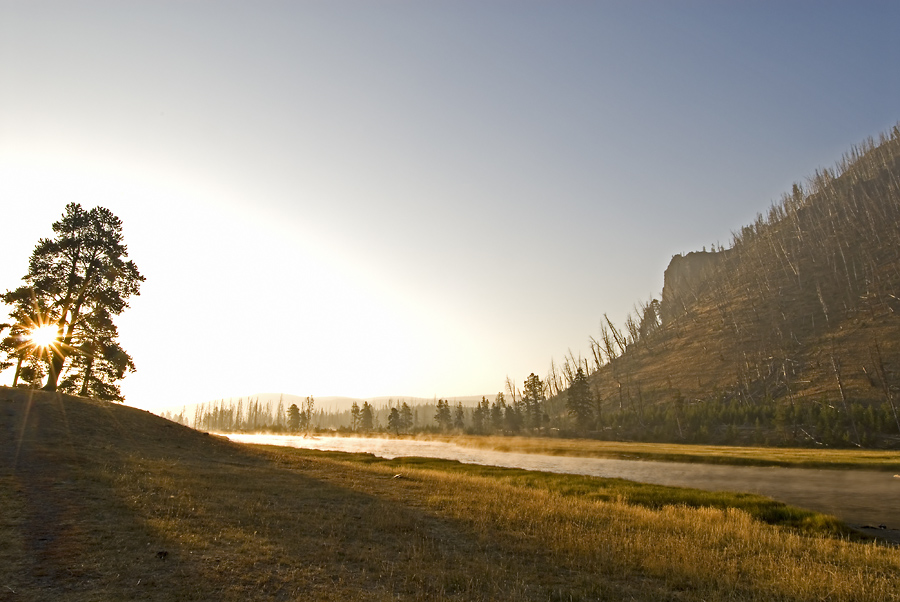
2;204;143;399
567;368;594;430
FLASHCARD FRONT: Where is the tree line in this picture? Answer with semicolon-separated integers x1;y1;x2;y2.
170;373;557;435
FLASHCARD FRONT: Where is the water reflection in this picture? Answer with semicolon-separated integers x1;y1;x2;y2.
225;433;900;527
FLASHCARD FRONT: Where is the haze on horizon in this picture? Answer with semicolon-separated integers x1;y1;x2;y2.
1;2;899;411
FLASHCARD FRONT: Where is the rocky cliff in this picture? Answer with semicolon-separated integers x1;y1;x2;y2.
660;250;728;323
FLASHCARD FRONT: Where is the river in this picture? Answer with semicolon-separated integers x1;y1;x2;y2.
224;433;900;529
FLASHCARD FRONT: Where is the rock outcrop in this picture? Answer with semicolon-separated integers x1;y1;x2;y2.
660;250;728;323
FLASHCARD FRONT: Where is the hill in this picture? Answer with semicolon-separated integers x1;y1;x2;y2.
582;125;900;447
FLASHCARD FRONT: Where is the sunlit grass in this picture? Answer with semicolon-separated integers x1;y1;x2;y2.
259;446;900;601
5;388;900;601
305;452;850;534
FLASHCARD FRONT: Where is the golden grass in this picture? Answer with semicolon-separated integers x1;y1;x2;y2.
3;387;899;601
415;433;900;469
274;450;900;602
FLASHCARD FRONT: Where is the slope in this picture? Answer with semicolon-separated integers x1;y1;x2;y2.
585;125;900;446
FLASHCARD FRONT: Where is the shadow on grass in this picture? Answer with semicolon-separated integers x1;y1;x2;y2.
1;389;652;601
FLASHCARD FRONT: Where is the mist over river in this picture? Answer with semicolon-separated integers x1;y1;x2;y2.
225;434;900;529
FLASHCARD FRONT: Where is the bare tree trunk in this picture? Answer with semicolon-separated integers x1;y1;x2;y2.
605;315;627;356
505;376;518;407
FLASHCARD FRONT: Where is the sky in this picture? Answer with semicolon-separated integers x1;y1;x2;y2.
1;2;899;412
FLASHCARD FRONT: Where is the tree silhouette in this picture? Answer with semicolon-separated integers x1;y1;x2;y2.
434;399;452;431
522;373;546;431
287;404;301;432
388;407;401;434
2;204;144;398
350;402;361;432
399;402;413;432
0;323;11;374
360;401;374;432
57;308;135;401
453;402;465;430
566;368;594;431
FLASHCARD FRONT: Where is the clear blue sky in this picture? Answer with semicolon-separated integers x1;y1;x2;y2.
2;1;898;410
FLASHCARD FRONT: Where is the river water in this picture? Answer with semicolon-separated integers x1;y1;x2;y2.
225;433;900;528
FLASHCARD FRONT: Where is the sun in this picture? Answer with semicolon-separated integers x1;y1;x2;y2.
29;324;59;348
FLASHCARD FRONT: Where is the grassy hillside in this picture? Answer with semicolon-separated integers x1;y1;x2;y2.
3;386;900;601
583;126;900;447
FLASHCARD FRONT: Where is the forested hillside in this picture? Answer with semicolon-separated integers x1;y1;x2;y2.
581;125;900;447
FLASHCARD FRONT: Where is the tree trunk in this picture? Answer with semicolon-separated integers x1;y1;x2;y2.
79;353;95;396
43;352;65;391
12;355;23;387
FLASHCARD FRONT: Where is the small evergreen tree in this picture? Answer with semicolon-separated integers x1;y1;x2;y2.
505;400;522;432
566;367;594;430
399;402;413;432
472;396;487;433
287;404;301;431
388;407;401;434
454;402;465;430
435;399;452;431
360;401;374;432
491;393;506;431
522;373;546;431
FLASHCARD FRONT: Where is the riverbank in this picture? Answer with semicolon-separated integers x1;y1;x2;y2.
227;432;900;534
221;430;900;469
4;389;900;601
377;432;900;470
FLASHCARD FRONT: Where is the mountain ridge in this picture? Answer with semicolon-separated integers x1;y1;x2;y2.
579;125;900;446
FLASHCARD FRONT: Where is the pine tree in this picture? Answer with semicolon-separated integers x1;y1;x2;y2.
567;367;594;430
522;373;546;431
435;399;452;431
472;396;487;433
399;402;413;432
454;402;465;430
360;402;374;432
491;393;506;431
388;407;401;434
287;404;301;432
2;204;143;396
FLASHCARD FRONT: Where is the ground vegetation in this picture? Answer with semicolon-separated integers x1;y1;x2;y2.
4;387;899;601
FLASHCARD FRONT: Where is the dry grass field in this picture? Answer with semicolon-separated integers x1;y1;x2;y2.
2;386;899;601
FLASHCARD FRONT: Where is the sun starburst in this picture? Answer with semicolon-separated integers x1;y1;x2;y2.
28;324;60;348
